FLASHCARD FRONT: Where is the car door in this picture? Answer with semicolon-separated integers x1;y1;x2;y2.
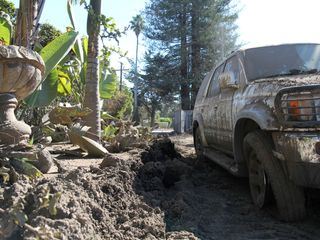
213;55;241;153
202;63;224;146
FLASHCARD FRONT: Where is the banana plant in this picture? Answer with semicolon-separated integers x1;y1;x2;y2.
0;5;79;107
65;0;118;103
25;30;79;107
26;0;118;107
0;1;117;108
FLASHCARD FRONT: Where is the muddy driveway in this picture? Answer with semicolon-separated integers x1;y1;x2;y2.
1;134;320;239
139;135;320;239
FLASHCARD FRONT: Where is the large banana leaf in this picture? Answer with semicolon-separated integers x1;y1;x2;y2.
25;68;59;107
0;13;12;45
68;0;85;64
67;0;76;30
100;73;117;99
79;37;88;89
40;30;79;79
26;31;79;107
82;37;88;61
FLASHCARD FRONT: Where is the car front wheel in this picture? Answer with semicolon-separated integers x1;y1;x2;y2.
244;130;306;221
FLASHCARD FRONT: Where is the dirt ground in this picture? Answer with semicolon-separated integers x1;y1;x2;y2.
1;134;320;239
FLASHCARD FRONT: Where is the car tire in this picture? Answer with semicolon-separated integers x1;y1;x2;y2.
244;130;306;221
194;127;204;160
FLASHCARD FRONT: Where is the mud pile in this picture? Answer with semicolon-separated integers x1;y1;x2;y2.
0;138;197;240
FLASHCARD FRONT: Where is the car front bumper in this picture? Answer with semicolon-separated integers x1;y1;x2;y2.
273;132;320;188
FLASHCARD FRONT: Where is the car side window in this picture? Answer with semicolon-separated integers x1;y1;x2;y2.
207;64;224;98
223;56;240;84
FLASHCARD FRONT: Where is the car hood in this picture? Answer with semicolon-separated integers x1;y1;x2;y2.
251;73;320;87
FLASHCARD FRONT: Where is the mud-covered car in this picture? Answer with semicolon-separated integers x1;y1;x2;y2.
193;43;320;221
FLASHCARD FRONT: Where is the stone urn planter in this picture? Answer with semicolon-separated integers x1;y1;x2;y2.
0;45;45;144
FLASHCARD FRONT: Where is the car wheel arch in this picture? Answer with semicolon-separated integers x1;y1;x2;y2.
192;115;208;147
233;118;262;176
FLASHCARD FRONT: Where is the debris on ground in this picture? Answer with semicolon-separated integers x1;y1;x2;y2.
1;135;320;240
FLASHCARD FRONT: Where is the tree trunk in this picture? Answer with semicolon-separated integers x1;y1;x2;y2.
14;0;43;47
180;3;190;110
150;104;156;127
191;0;201;109
132;35;140;125
83;0;101;141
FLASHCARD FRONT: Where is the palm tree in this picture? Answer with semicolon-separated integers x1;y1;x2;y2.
130;14;144;125
82;0;102;141
68;0;101;141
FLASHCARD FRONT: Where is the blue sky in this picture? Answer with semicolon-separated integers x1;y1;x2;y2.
11;0;320;75
11;0;147;66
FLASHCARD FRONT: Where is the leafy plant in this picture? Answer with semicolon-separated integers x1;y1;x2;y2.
159;117;172;124
102;125;118;141
100;72;117;99
38;186;62;216
0;11;11;45
48;105;92;125
10;158;43;180
0;0;15;21
25;30;79;107
102;88;133;120
38;23;62;47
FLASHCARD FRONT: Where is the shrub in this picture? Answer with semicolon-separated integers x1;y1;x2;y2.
159;117;172;124
102;88;133;120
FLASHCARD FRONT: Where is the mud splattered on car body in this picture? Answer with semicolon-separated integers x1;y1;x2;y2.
193;43;320;221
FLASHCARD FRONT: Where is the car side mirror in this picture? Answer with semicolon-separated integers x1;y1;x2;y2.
219;72;239;90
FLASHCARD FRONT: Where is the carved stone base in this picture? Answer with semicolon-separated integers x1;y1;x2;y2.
0;93;31;144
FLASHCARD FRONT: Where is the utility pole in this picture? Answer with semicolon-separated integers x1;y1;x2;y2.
133;34;139;124
114;61;129;92
120;62;123;92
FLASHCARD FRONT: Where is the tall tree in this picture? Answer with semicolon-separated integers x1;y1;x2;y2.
144;0;238;110
139;51;176;126
69;0;122;141
0;0;15;21
130;14;144;124
38;23;62;47
83;0;101;141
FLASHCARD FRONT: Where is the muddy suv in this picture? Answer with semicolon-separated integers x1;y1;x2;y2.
193;43;320;221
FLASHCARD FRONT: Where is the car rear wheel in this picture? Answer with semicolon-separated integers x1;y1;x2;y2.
194;127;204;160
244;130;306;221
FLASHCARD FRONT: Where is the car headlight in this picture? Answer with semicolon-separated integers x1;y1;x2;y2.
281;93;320;122
275;85;320;126
286;95;315;121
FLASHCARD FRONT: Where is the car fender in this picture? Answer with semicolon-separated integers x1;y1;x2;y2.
193;113;209;147
234;103;280;131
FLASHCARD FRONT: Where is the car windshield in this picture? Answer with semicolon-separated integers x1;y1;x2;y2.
244;44;320;81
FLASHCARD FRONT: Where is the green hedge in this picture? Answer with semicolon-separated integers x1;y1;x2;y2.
159;117;172;124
